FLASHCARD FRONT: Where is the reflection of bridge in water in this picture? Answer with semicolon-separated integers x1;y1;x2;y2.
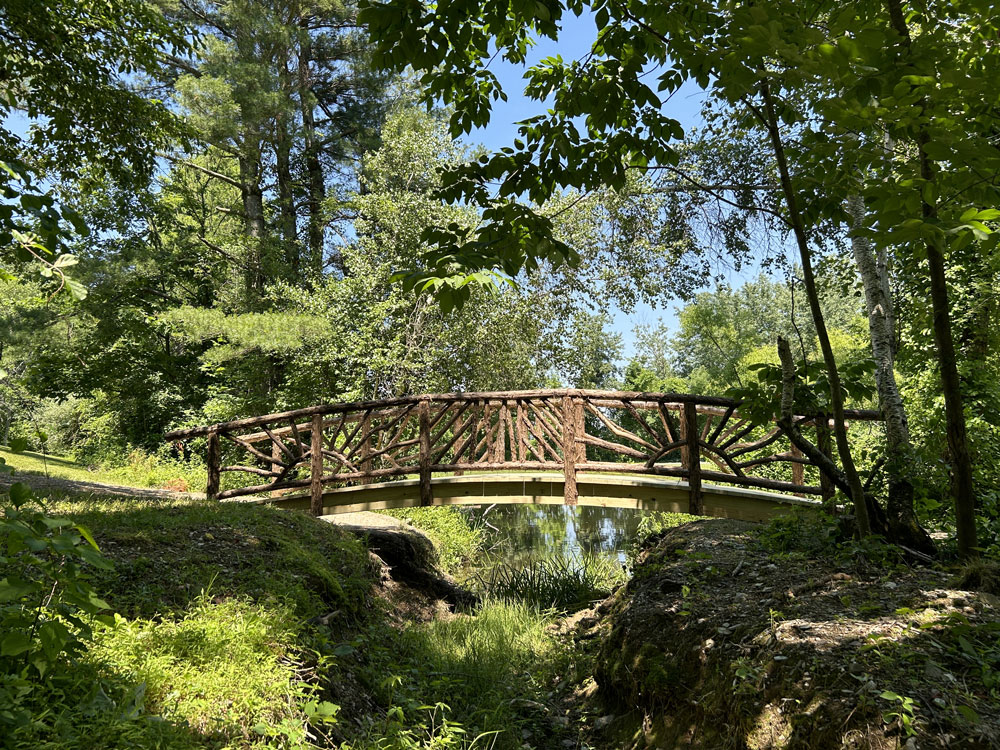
165;390;881;523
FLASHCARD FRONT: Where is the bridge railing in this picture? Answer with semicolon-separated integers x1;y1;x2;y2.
164;390;882;515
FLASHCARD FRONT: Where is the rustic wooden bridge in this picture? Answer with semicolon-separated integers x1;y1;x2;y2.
164;390;881;522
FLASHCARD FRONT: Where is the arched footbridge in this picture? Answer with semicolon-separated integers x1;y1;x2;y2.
165;390;881;522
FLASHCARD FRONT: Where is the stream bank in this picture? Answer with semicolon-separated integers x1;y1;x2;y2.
16;492;999;750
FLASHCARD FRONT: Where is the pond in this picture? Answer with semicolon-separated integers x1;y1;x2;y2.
466;504;660;566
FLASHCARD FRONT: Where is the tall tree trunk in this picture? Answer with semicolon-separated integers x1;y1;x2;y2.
756;76;871;536
847;194;934;553
297;24;328;276
238;146;265;303
275;55;299;279
885;0;978;558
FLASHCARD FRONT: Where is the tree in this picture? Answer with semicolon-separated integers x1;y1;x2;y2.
160;0;386;300
359;0;998;554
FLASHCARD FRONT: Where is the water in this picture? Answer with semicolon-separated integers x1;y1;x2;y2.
466;504;647;566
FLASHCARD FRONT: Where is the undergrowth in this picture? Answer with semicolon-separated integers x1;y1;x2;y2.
3;487;375;749
346;600;575;750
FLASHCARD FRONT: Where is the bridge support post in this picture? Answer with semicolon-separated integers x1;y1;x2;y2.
359;412;372;485
271;439;283;498
683;402;703;515
310;415;324;516
206;429;221;500
419;399;432;506
562;396;578;505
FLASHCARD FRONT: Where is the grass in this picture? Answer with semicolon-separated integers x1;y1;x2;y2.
475;553;627;612
350;600;575;750
88;596;317;748
4;491;376;749
1;445;206;492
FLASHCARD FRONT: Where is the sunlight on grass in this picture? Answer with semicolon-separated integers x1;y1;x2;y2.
1;446;206;491
89;595;316;747
354;600;574;750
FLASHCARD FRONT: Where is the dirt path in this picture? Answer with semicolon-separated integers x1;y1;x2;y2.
0;471;205;501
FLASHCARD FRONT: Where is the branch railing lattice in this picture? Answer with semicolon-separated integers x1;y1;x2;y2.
164;390;881;515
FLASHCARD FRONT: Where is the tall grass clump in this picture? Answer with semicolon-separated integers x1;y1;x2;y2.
87;594;331;748
475;553;626;612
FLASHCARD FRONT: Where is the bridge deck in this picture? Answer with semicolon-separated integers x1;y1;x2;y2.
237;472;823;522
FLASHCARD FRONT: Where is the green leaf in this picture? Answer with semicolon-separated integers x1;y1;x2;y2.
0;576;39;602
75;523;102;552
8;482;34;506
1;631;32;657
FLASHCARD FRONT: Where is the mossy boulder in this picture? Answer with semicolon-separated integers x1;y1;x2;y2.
588;519;1000;749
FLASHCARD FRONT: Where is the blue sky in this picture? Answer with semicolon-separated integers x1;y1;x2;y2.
455;14;727;357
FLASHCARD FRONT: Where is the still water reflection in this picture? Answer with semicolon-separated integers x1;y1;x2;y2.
466;504;646;565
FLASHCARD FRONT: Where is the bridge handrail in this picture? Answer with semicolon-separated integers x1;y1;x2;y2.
163;389;882;515
164;389;879;440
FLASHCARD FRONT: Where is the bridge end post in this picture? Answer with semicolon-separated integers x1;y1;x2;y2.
683;402;703;515
206;429;221;501
562;396;578;506
310;415;324;516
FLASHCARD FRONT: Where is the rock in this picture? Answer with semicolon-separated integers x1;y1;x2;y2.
326;520;477;609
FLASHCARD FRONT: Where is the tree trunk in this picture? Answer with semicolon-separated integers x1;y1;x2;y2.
756;76;871;536
885;0;978;559
276;55;299;279
237;148;265;303
847;194;934;553
297;25;328;276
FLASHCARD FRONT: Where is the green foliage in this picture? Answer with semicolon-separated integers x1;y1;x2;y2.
352;601;572;750
0;444;205;494
0;479;112;731
729;355;876;426
89;595;333;747
634;512;701;546
0;160;89;299
160;307;333;365
5;491;378;748
0;0;190;182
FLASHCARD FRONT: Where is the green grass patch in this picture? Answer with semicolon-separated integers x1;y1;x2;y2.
475;554;626;612
1;446;205;492
4;491;377;749
88;596;320;747
49;494;373;620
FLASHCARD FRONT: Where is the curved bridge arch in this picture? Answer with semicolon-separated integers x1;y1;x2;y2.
165;390;880;522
